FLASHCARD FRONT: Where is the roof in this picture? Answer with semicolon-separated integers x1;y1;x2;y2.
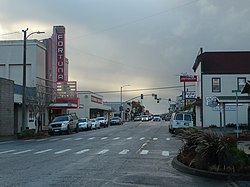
242;81;250;94
193;51;250;74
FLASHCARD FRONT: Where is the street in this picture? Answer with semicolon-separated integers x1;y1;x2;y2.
0;121;240;187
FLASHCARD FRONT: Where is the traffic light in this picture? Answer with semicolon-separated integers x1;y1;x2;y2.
141;94;143;99
157;99;160;103
154;94;157;100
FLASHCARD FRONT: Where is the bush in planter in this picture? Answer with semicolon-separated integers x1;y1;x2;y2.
177;128;249;173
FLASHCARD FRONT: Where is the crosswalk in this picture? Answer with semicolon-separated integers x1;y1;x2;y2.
0;148;172;157
0;136;174;157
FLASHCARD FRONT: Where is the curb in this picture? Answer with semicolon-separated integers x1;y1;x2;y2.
171;157;250;181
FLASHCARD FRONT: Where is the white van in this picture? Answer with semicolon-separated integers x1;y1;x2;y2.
169;112;193;133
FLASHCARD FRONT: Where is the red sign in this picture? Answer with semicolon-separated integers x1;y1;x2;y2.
91;95;103;104
180;75;197;82
56;27;65;82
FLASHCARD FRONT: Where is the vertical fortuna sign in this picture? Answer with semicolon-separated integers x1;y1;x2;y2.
55;26;65;82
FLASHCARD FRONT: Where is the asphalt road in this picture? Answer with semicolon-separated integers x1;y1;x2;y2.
0;121;245;187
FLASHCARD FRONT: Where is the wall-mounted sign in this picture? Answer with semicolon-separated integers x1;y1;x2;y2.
180;75;197;82
56;26;65;82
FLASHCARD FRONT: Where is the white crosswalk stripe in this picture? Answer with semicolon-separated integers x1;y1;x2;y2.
140;150;149;155
63;138;72;141
119;149;129;155
13;149;33;155
162;151;170;156
36;139;47;142
126;137;132;140
0;150;15;154
97;149;109;154
101;137;108;140
153;138;158;141
34;149;53;154
88;137;95;140
166;138;170;141
113;137;120;140
74;138;83;141
140;137;145;140
75;149;90;155
54;149;71;154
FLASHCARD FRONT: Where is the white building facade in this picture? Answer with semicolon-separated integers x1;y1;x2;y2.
193;50;250;128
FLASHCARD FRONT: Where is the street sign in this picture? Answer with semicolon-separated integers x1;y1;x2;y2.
180;75;197;82
232;89;241;93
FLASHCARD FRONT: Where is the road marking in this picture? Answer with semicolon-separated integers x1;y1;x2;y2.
24;139;33;142
36;138;47;142
34;149;52;154
54;149;71;154
88;137;96;140
119;149;129;155
140;150;149;155
140;137;145;140
126;137;132;140
153;138;158;141
162;151;170;156
166;138;170;141
74;138;83;141
97;149;109;154
63;138;72;141
49;138;59;141
113;137;120;140
0;141;14;144
75;149;90;155
0;150;15;154
101;137;108;140
13;149;33;155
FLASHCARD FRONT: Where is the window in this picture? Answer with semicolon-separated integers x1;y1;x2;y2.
212;78;221;92
29;111;34;122
184;114;192;121
237;77;246;91
175;114;183;120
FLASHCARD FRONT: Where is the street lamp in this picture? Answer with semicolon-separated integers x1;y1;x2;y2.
22;28;45;132
120;84;130;120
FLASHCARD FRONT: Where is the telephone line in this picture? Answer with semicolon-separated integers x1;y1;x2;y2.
78;85;195;94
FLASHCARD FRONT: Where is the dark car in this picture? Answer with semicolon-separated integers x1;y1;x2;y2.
48;113;79;135
110;117;123;125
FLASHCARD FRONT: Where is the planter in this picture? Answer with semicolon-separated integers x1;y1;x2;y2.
172;157;250;181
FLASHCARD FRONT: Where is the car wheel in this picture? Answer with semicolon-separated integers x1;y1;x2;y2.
75;125;79;133
66;126;70;135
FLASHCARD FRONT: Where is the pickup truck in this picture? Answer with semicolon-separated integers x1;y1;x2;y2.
48;113;79;135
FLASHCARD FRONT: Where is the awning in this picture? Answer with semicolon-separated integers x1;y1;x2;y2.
49;103;78;109
216;96;250;104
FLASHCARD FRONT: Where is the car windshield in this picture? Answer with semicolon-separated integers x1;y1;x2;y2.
96;117;104;121
79;118;87;122
52;116;68;122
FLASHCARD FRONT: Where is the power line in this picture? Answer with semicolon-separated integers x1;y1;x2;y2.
0;31;20;37
78;85;195;94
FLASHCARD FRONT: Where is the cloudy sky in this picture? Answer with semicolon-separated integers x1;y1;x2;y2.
0;0;250;114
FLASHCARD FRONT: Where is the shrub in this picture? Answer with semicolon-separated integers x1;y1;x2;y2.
177;128;249;173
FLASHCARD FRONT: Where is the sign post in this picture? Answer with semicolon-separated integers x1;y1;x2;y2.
232;89;241;138
180;75;197;110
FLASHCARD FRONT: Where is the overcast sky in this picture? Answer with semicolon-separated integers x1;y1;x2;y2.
1;0;250;114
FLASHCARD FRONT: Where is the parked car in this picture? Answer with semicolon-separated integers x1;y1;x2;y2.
141;115;149;122
96;117;108;127
110;117;123;125
169;112;193;133
48;113;79;135
134;116;141;121
90;118;101;129
78;118;92;131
